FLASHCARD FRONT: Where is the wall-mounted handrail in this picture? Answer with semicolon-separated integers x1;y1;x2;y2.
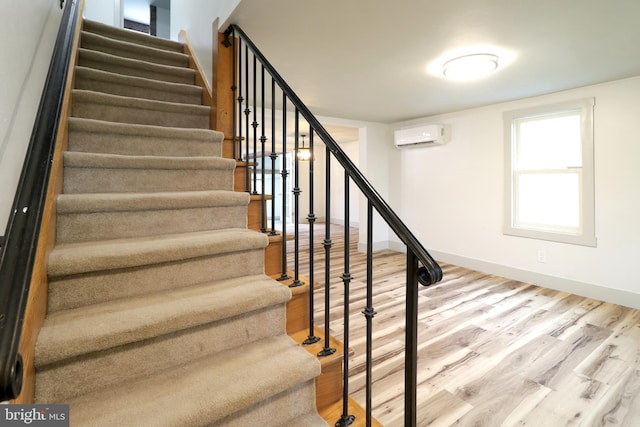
0;0;80;402
223;24;443;426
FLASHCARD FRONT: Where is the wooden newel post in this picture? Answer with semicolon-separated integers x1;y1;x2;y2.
215;20;236;159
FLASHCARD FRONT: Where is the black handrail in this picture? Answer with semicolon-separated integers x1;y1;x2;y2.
225;24;442;286
0;0;80;402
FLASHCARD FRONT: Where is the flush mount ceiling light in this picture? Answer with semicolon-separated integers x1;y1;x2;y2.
442;53;499;80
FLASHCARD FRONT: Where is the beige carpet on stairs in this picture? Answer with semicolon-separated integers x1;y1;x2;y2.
34;18;327;427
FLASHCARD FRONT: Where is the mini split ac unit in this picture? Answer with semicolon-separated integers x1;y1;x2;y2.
393;124;447;148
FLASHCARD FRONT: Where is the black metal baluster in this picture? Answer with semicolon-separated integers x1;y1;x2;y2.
278;94;290;281
405;251;419;427
364;201;377;427
337;174;355;427
304;131;320;345
244;44;250;192
319;146;336;358
259;64;267;232
269;77;277;236
291;110;303;288
251;55;258;195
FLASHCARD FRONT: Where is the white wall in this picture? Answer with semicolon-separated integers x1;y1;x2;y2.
0;0;64;234
155;5;170;39
171;0;240;87
84;0;123;27
391;77;640;308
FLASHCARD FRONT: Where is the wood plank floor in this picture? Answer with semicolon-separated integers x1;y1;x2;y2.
285;223;640;426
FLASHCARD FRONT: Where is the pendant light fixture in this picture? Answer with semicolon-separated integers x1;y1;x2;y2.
297;134;311;161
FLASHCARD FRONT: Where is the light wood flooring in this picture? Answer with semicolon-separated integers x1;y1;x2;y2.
286;223;640;426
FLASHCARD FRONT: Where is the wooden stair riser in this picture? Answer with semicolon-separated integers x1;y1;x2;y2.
222;138;234;159
248;197;273;232
316;360;344;411
234;163;252;192
264;237;284;277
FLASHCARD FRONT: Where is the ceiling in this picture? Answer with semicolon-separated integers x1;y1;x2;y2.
226;0;640;124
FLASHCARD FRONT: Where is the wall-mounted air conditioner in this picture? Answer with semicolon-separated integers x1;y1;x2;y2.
394;124;447;148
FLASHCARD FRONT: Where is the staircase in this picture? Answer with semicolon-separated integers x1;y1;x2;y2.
33;18;327;426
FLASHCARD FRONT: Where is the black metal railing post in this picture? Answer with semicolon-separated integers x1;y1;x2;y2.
303;131;320;345
363;201;377;427
405;250;420;427
290;110;303;288
337;174;355;427
278;94;290;281
251;55;258;195
269;77;278;236
244;44;250;191
319;146;336;358
259;64;267;232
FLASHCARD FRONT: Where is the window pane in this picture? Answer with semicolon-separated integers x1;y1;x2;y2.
516;113;582;170
516;172;580;230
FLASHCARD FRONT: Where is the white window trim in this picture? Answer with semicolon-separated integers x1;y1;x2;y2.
503;98;597;247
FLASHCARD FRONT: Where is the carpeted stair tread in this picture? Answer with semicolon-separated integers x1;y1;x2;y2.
75;66;202;105
36;274;290;366
57;190;250;213
78;48;195;84
63;151;235;170
81;30;189;68
68;117;223;156
48;228;268;278
66;335;321;426
83;18;185;53
71;89;210;128
56;190;251;243
63;151;236;193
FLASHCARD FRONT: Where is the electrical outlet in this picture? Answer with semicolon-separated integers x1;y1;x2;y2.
537;250;547;263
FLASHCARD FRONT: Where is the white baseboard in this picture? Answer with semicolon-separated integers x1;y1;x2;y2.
428;250;640;310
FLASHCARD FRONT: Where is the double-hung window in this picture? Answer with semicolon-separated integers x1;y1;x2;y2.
503;98;596;246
